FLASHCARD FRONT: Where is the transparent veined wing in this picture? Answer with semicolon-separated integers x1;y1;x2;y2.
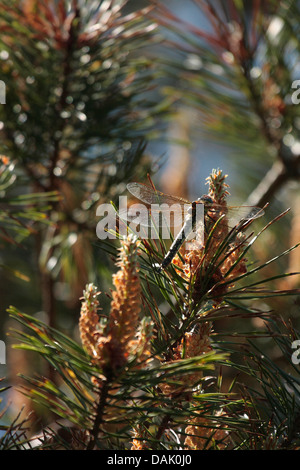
118;182;190;227
127;182;190;206
117;205;187;228
199;202;264;243
206;204;264;225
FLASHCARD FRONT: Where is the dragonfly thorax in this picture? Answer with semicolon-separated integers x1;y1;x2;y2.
186;195;214;216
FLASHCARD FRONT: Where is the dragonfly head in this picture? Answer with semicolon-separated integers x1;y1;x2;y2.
198;195;214;205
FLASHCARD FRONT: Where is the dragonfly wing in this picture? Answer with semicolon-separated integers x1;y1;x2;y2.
124;185;264;232
199;203;264;241
204;203;264;223
118;205;186;228
127;182;190;206
242;207;264;220
227;206;264;224
118;207;152;227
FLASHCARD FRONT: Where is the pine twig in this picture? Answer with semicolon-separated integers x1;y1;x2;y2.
86;377;111;450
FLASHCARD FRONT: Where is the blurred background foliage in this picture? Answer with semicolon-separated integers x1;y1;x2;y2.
0;0;300;448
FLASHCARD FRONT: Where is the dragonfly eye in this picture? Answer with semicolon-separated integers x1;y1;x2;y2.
199;195;214;205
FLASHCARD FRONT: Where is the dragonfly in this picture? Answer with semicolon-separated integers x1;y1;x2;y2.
119;182;264;271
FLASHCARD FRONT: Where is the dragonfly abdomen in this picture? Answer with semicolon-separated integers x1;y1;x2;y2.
159;211;197;271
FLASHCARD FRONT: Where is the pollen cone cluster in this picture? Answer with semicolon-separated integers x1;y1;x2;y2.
79;235;149;374
131;424;150;450
184;410;229;450
207;168;230;205
160;321;213;397
173;169;247;303
79;283;102;361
